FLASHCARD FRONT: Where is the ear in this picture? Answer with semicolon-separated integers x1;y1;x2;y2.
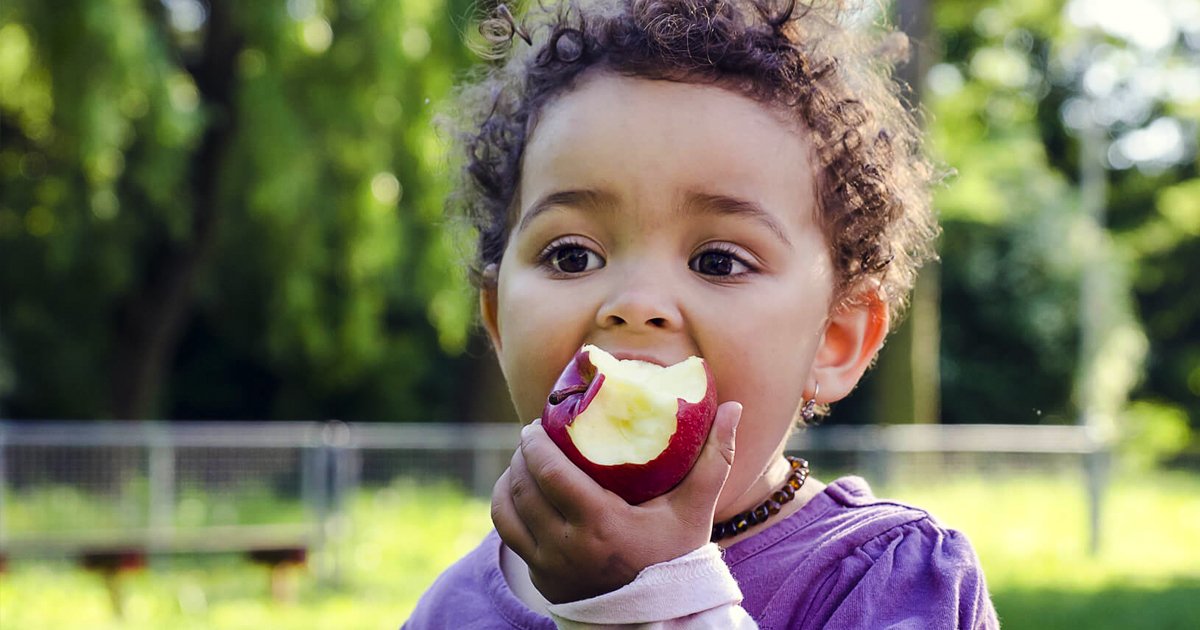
809;289;889;403
479;263;502;352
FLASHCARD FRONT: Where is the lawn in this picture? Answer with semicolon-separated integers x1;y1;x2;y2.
1;471;1197;628
886;471;1200;629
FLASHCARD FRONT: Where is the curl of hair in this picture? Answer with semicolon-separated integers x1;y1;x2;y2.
442;0;940;324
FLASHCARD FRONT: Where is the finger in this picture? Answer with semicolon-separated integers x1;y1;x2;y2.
666;401;741;517
491;467;537;560
509;436;571;530
520;420;610;522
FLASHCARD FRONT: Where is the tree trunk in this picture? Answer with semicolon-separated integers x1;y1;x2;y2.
873;0;941;424
110;4;242;419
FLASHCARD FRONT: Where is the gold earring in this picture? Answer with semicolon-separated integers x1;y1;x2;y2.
801;383;820;423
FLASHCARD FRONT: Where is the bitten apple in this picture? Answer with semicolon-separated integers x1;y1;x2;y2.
541;345;717;504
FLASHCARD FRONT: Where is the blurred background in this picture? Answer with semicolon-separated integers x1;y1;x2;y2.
0;0;1197;628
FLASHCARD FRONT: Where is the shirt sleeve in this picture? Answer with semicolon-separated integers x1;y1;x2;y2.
545;543;758;629
816;522;999;630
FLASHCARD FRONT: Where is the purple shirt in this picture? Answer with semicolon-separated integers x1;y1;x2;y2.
405;476;999;629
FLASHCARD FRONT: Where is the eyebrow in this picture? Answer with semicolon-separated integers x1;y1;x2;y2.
516;188;793;248
680;191;793;248
517;189;619;234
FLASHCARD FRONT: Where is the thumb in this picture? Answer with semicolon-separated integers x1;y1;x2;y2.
668;401;741;515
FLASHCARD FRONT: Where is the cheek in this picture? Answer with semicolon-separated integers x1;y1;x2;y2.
698;287;826;504
703;299;824;398
495;274;592;420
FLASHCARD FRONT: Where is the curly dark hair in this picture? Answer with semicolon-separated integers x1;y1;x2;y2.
443;0;939;322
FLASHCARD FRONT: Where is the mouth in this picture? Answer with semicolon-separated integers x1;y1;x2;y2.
605;350;674;367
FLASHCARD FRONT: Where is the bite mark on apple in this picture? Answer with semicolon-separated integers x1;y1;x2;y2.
541;345;717;504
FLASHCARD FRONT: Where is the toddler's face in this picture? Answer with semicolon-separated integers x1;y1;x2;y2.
482;72;875;515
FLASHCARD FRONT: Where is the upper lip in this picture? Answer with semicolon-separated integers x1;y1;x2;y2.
605;350;675;367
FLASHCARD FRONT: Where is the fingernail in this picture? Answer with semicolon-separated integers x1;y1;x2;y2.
520;423;534;439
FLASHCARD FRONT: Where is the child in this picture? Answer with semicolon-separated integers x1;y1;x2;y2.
407;0;998;627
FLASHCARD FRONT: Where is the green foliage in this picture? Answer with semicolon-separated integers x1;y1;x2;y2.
930;0;1086;422
0;0;479;421
1118;400;1193;470
927;0;1197;435
0;0;1196;434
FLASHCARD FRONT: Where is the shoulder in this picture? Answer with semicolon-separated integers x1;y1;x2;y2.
729;477;998;630
727;476;944;569
405;531;551;630
812;477;998;629
817;475;943;544
817;476;989;583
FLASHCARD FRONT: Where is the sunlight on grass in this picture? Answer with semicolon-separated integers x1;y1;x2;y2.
1;472;1196;629
0;480;493;630
884;470;1200;591
883;470;1200;629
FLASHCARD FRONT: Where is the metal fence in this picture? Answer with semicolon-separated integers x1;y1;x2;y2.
0;420;1111;573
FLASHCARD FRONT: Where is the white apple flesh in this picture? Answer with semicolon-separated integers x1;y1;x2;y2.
541;345;717;504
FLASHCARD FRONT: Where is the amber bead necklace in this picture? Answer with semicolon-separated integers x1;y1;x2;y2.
710;456;810;542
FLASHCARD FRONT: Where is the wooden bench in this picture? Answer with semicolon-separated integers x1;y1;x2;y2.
0;524;314;614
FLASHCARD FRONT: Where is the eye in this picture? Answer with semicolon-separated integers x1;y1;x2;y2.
540;240;605;274
689;245;753;277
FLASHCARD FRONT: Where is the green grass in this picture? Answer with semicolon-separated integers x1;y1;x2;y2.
883;470;1200;629
4;481;309;533
0;480;493;630
1;472;1197;628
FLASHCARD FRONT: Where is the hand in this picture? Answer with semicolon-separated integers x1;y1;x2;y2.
490;401;742;604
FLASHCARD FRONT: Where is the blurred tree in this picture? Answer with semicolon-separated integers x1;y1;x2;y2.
0;0;1195;439
0;0;479;420
922;0;1198;441
871;0;941;425
1055;0;1200;446
925;0;1087;424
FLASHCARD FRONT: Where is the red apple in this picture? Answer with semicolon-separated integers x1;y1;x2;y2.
541;345;717;504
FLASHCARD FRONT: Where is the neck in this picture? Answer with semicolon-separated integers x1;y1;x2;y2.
716;454;793;521
713;454;823;548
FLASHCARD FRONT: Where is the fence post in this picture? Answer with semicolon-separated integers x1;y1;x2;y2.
147;423;175;551
0;423;7;546
302;431;329;583
867;426;892;489
472;448;508;498
321;420;355;586
1084;448;1110;556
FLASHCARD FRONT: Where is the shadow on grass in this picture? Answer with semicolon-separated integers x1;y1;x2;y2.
993;578;1200;630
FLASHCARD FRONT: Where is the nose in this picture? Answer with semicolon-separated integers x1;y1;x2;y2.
595;269;683;332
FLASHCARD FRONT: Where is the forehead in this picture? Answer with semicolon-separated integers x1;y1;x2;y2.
518;72;818;229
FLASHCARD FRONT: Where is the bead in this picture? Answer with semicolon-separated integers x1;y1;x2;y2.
710;458;812;542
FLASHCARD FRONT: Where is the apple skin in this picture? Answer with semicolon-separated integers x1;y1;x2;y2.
541;347;718;505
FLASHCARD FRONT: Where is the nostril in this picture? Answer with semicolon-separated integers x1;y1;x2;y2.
648;317;667;328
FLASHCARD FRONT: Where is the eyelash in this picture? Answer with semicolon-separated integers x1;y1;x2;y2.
690;243;757;279
535;239;758;278
537;237;604;276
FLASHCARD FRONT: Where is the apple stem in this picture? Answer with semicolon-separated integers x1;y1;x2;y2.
547;384;588;405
